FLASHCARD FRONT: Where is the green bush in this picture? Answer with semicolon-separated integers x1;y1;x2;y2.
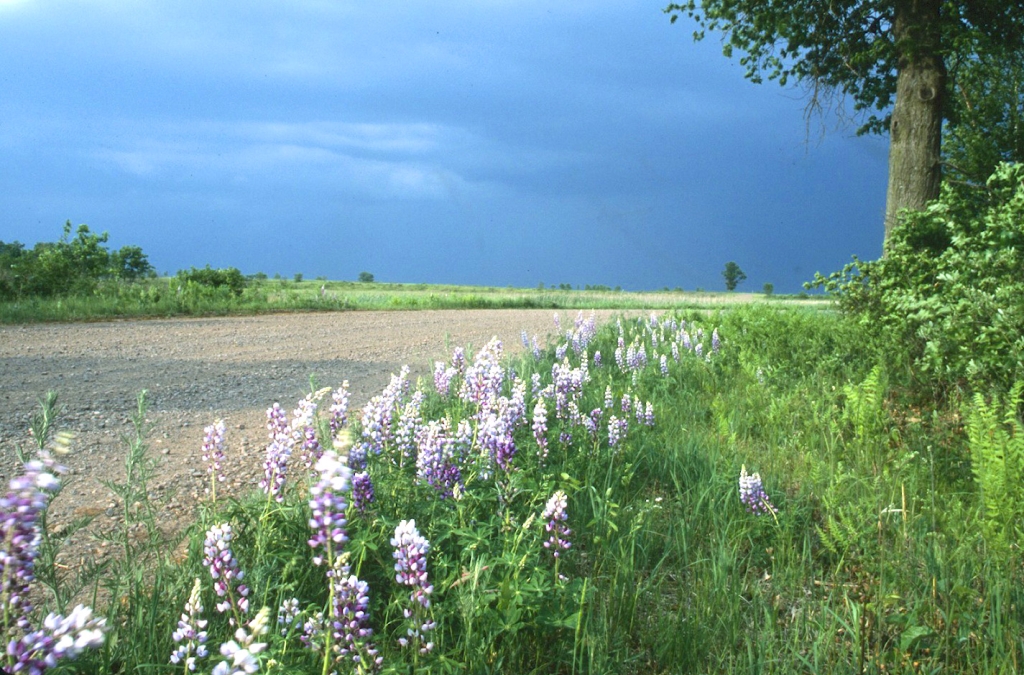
811;162;1024;394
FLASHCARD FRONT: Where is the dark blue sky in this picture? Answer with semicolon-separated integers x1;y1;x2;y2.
0;0;889;293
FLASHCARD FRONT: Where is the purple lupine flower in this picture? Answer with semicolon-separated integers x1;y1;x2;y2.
738;465;776;516
533;398;549;463
171;578;209;672
604;386;614;410
260;404;293;501
8;605;107;675
593;350;601;367
479;408;516;473
202;523;250;617
300;612;325;653
608;416;628;448
1;457;63;631
329;381;351;434
712;328;721;354
520;330;530;349
292;397;324;470
202;420;227;499
460;337;506;409
415;420;462;498
660;354;669;376
586;408;603;440
695;342;704;358
531;336;542;360
210;607;270;675
276;598;300;637
331;557;382;672
553;313;561;331
555;343;567;361
621;395;631;414
391;520;435;654
671;341;680;362
395;392;424;462
433;361;456;397
451;346;466;374
352;471;375;512
541;490;571;558
308;451;351;566
644;401;655;427
681;331;692;352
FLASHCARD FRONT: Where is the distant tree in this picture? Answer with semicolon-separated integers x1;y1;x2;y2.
110;245;154;281
358;271;375;283
763;282;774;295
722;261;747;291
537;281;545;290
293;273;304;283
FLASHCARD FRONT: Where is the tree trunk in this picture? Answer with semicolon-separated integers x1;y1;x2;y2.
884;0;945;242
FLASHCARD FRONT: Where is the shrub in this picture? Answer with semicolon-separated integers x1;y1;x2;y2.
358;271;374;283
176;266;247;297
811;162;1024;394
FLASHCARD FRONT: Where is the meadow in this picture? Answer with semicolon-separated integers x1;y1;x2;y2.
5;301;1022;674
0;276;818;324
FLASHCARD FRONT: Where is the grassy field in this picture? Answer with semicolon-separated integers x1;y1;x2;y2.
0;277;823;324
5;303;1022;674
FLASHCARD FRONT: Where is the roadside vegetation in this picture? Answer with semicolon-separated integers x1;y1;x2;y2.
3;170;1023;672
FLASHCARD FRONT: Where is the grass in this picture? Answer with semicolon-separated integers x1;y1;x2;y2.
5;304;1022;674
0;277;823;324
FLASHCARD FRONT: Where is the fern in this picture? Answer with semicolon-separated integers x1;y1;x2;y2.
966;382;1024;550
842;365;887;447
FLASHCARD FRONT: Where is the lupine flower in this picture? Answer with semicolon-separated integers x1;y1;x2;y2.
300;612;326;653
608;416;628;448
738;465;776;516
633;396;644;426
531;335;542;360
415;420;462;498
211;607;270;675
8;605;107;674
391;520;435;654
593;350;601;367
460;337;506;408
671;341;680;362
520;329;530;349
712;328;721;354
555;343;567;361
292;397;324;470
644;401;655;427
660;354;669;376
433;361;456;397
259;404;293;502
541;490;571;558
395;392;424;462
329;381;351;434
276;598;300;637
1;457;63;629
171;578;209;671
202;420;227;498
308;451;351;566
532;398;549;462
681;331;692;352
604;386;614;409
202;523;250;617
331;557;382;672
621;395;631;414
352;471;375;512
451;346;466;373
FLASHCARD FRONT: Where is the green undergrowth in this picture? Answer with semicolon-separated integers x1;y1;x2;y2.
9;304;1023;674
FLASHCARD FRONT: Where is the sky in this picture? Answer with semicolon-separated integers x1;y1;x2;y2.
0;0;890;293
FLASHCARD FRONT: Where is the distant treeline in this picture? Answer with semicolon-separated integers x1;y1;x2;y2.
0;221;154;300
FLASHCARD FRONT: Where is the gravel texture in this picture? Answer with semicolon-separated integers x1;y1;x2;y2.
0;309;626;568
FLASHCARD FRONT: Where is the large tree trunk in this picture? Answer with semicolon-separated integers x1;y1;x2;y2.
884;0;945;242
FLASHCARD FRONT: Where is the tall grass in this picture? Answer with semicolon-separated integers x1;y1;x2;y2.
4;305;1021;674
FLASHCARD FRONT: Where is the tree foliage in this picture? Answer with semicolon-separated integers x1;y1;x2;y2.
664;0;1024;134
0;221;154;300
722;261;746;291
810;162;1024;394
